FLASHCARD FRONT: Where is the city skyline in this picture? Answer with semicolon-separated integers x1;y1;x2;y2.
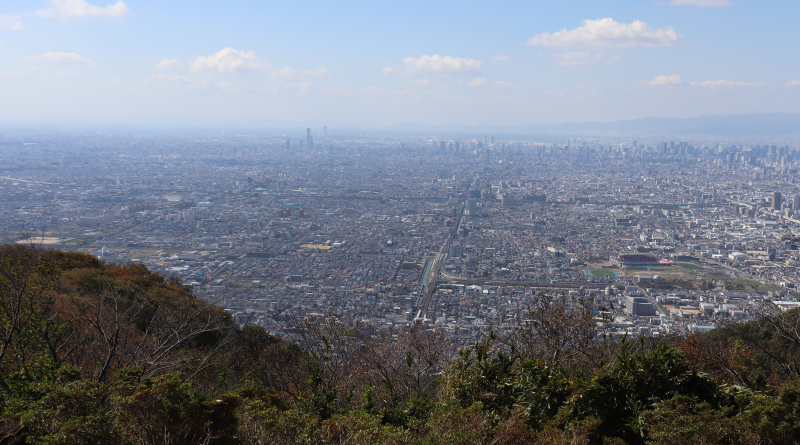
1;0;799;127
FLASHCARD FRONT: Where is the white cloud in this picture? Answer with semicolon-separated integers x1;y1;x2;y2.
216;81;251;94
526;18;682;49
645;74;684;86
469;78;487;87
155;58;183;70
269;66;331;81
259;80;335;97
361;86;386;93
0;70;29;79
190;48;271;73
288;81;314;97
690;79;760;87
0;13;24;30
54;69;78;78
543;52;590;66
382;55;482;76
494;81;521;90
143;73;210;90
318;87;353;97
670;0;731;6
301;67;331;78
785;80;800;88
546;52;599;67
406;79;430;85
270;67;298;80
491;55;510;61
35;0;128;19
23;51;92;64
360;86;422;98
540;52;620;66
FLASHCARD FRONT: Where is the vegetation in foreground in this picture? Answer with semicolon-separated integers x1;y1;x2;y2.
4;245;800;444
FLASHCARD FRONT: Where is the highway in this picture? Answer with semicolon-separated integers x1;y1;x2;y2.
417;201;464;322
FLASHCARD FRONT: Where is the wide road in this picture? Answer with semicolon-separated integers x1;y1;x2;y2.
418;201;464;321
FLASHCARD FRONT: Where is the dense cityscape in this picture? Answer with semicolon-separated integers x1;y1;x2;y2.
3;129;800;349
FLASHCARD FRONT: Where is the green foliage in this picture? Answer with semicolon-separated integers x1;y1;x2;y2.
564;342;718;441
303;350;338;419
444;333;720;443
644;396;732;445
9;247;800;444
1;360;118;445
113;371;240;444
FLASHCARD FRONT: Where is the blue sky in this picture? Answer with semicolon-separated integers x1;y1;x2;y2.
1;0;799;127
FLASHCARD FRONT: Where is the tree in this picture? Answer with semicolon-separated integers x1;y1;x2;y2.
507;292;613;373
356;324;447;416
238;325;306;404
62;267;234;383
0;244;61;392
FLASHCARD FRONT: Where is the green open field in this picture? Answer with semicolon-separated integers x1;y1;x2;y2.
679;263;703;270
626;266;693;280
707;273;780;293
588;270;618;277
419;258;434;285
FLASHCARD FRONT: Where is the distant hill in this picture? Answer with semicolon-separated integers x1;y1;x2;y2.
389;113;800;137
2;112;797;137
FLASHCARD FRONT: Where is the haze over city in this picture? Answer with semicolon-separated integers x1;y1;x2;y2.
3;0;800;340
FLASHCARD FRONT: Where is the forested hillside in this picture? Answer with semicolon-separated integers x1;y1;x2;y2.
3;245;800;444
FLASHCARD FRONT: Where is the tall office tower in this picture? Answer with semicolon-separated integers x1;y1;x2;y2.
773;192;782;210
323;126;327;138
306;128;314;147
466;199;477;215
440;141;446;150
490;135;495;144
286;139;290;150
794;195;800;210
484;135;487;144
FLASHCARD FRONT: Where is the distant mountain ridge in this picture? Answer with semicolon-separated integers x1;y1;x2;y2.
390;113;800;137
1;113;797;137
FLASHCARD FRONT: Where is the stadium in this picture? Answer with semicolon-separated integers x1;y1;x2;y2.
614;254;660;269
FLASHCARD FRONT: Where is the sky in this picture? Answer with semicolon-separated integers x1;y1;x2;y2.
1;0;799;128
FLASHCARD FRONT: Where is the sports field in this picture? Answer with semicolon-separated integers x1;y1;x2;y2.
588;270;618;277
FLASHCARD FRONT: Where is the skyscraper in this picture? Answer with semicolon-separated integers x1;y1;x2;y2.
306;128;314;148
324;126;327;138
773;191;782;210
793;195;800;210
466;199;477;215
286;139;290;150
